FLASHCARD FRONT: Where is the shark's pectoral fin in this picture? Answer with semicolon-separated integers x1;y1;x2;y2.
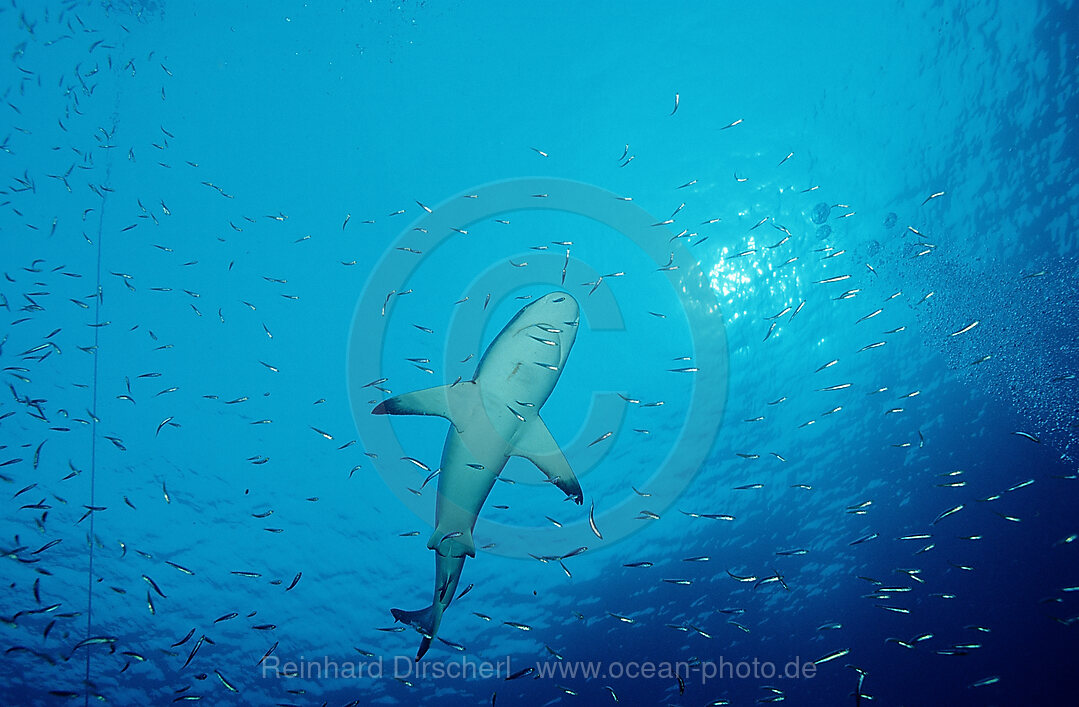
372;384;453;418
512;416;583;504
371;381;477;429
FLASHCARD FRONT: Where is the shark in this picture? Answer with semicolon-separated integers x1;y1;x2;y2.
373;291;585;660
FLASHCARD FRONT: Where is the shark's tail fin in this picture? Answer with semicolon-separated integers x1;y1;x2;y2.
391;605;435;661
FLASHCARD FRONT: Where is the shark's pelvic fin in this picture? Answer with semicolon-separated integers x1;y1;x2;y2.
511;415;584;504
427;527;476;558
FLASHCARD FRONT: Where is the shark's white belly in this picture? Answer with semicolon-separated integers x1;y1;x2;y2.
432;396;525;546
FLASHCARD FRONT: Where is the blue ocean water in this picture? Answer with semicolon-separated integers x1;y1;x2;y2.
1;1;1077;705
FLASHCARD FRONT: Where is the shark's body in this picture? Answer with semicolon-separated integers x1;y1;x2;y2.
373;292;584;660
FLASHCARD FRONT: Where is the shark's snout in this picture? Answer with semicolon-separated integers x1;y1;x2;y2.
531;291;579;328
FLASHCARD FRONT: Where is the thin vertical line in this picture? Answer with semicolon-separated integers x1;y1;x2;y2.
84;144;109;707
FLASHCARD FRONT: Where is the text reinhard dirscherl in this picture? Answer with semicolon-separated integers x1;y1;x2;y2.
260;655;818;683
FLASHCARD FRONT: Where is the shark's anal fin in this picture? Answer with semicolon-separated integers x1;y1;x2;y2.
372;381;477;430
511;416;583;504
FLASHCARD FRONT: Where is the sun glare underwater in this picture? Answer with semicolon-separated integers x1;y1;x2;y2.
1;1;1077;706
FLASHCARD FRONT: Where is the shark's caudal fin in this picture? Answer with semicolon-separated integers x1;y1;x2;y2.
511;415;584;504
390;606;435;661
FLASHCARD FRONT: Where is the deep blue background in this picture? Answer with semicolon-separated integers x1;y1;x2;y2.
1;1;1077;705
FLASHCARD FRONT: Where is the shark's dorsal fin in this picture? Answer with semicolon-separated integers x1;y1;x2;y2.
372;382;478;428
511;416;583;504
